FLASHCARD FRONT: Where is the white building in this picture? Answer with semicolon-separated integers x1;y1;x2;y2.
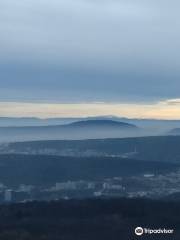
19;184;33;193
4;190;12;202
55;181;76;191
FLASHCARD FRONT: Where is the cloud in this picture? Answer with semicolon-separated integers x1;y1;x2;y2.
0;0;180;103
161;99;180;105
0;99;180;119
0;0;179;68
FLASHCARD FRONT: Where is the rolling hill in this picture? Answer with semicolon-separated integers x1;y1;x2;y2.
67;120;137;129
0;120;140;142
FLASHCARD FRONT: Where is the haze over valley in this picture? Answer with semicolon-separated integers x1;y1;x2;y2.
0;116;179;142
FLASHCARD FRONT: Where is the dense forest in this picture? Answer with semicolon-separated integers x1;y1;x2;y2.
0;198;179;240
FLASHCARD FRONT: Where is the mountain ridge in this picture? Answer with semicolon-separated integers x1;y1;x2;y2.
0;120;140;142
66;120;138;129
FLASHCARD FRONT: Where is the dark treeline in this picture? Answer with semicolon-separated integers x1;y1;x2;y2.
0;154;177;186
0;198;179;240
6;135;180;162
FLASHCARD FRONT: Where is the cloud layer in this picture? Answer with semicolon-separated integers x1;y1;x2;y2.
0;0;180;106
0;99;180;119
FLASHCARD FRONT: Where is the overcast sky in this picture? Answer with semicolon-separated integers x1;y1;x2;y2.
0;0;180;118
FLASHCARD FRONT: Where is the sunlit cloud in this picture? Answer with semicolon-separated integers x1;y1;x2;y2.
0;99;180;119
160;99;180;106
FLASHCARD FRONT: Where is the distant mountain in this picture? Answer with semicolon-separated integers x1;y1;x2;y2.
168;128;180;135
0;120;140;142
0;117;79;127
67;120;138;129
0;116;180;131
1;116;180;141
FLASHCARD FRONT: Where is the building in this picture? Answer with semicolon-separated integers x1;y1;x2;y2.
55;181;76;191
4;190;12;202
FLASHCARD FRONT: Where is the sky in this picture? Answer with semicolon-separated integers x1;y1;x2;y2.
0;0;180;119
